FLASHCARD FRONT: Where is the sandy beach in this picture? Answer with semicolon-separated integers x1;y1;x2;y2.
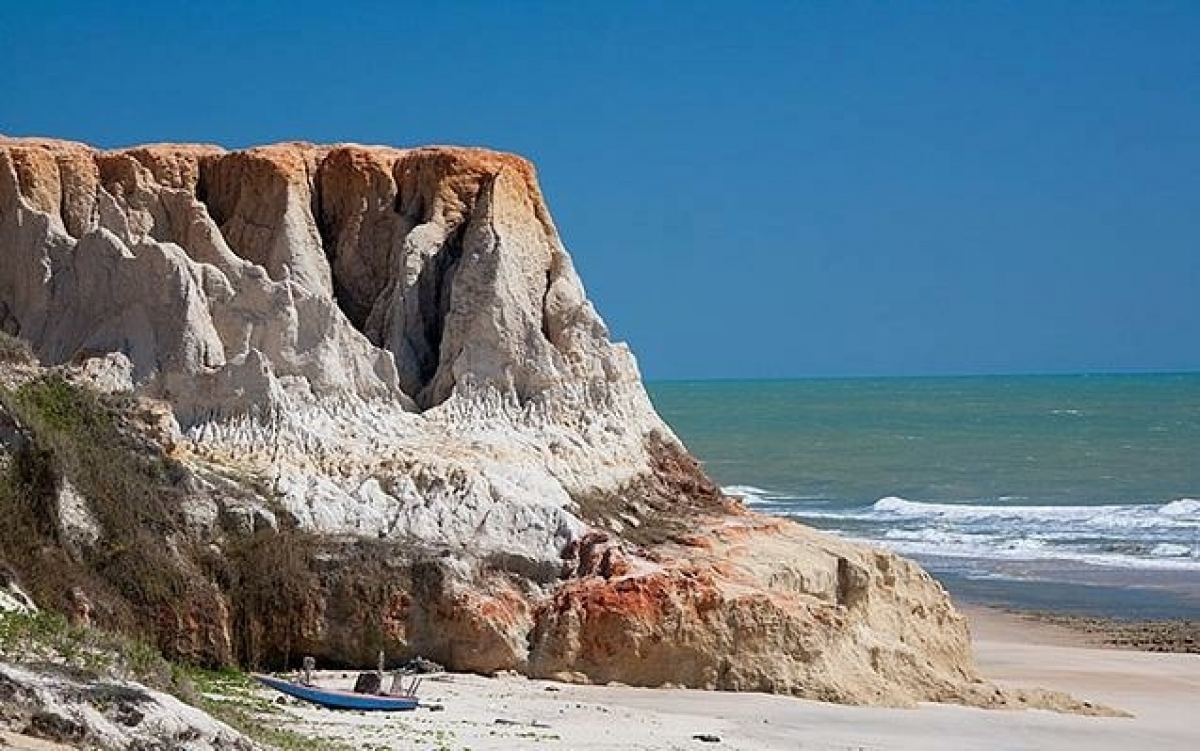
235;605;1198;750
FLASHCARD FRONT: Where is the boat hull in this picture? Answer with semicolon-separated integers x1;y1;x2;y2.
254;673;419;711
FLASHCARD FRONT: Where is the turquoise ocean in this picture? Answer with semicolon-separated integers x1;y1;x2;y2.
648;375;1200;619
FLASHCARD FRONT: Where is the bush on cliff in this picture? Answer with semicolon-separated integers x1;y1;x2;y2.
225;528;322;670
0;374;196;654
0;372;335;671
0;608;173;689
0;330;34;365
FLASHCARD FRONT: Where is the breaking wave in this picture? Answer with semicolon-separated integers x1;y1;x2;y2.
728;487;1200;571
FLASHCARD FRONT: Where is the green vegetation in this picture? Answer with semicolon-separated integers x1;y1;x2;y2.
0;330;34;365
225;528;322;670
0;373;195;642
0;372;338;670
0;609;173;690
0;609;352;751
0;371;435;748
179;666;356;751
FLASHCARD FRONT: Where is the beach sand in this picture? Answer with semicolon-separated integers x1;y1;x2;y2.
243;605;1199;750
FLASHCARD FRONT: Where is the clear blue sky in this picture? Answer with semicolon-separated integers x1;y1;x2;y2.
3;1;1197;379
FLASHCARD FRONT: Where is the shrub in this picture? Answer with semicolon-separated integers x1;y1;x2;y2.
0;330;34;365
0;375;191;652
0;609;173;689
226;529;322;669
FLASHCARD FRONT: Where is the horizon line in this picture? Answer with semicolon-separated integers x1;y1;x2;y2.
644;369;1200;384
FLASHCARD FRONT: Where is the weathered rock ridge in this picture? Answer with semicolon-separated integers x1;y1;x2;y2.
0;136;1082;710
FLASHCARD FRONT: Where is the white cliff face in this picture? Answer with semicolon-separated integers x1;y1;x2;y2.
1;136;1030;709
0;141;402;422
0;137;667;575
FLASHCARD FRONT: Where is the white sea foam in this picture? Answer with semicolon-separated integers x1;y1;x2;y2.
846;535;1200;571
1150;543;1195;558
1160;498;1200;518
881;527;1049;555
883;528;988;546
723;485;826;506
723;485;769;505
868;496;1200;531
772;493;1200;572
724;482;1200;571
724;484;772;497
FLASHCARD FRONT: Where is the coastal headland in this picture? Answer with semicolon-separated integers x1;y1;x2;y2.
0;136;1182;746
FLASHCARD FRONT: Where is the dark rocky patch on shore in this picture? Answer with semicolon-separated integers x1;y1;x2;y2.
1024;611;1200;654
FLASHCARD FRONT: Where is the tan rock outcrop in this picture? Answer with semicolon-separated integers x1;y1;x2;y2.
531;514;975;705
0;135;1075;710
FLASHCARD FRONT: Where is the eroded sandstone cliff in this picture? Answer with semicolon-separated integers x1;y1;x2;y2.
0;135;1086;710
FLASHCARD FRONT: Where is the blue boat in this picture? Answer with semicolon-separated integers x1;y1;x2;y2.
254;673;420;711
